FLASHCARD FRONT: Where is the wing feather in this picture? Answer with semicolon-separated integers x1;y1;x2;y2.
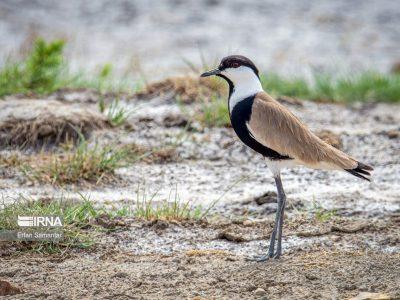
248;92;357;170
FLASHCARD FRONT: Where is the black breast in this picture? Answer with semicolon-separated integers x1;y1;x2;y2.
229;95;292;160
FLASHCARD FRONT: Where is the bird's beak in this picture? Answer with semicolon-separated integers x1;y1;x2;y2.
200;68;221;77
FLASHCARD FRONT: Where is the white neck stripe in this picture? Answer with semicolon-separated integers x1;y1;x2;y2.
223;66;263;114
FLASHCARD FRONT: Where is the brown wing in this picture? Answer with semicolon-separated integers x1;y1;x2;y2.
248;92;357;170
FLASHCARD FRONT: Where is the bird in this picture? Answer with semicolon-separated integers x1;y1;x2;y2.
200;55;373;260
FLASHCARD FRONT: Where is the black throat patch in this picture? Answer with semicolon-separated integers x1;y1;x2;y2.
229;95;292;161
217;74;234;99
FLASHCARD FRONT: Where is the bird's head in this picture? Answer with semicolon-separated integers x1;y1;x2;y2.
201;55;260;87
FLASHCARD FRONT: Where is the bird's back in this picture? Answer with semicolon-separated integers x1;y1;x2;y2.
246;92;372;175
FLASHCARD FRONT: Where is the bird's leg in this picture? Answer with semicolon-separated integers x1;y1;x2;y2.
247;173;286;262
267;176;282;258
273;175;286;259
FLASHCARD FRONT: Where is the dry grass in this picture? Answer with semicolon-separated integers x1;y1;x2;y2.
0;152;25;168
0;195;117;254
136;76;226;104
0;142;178;186
128;185;203;221
185;249;229;257
0;99;109;149
21;140;135;185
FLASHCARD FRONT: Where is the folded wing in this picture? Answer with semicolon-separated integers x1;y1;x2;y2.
247;92;357;170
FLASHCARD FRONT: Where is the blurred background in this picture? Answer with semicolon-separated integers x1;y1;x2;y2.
1;0;399;78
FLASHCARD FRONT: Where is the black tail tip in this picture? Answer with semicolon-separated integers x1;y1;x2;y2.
345;162;373;181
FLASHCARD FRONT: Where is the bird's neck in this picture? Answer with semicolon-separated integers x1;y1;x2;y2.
228;77;263;114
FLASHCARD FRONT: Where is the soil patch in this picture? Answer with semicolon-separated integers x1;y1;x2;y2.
0;99;109;149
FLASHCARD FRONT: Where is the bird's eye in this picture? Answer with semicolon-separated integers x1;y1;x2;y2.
231;62;240;68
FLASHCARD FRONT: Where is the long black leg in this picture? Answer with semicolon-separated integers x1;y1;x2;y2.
246;173;286;262
273;175;286;258
267;176;282;257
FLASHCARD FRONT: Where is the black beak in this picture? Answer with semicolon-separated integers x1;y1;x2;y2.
200;68;221;77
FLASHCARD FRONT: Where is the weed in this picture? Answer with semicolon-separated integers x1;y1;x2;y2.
0;38;138;97
261;73;310;99
21;138;135;185
0;38;65;96
261;71;400;103
0;195;103;254
311;200;337;222
197;95;230;127
105;99;132;127
132;185;203;221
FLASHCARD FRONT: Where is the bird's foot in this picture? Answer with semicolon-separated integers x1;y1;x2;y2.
246;248;282;262
272;246;282;259
272;252;281;260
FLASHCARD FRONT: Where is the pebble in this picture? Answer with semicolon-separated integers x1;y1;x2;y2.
243;220;254;227
254;287;267;297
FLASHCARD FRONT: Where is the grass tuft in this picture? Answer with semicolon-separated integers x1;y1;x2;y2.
132;187;203;221
0;38;65;97
21;138;136;185
0;195;102;253
261;71;400;103
105;99;132;127
0;191;204;253
311;200;337;222
0;38;138;97
197;95;230;127
261;73;310;98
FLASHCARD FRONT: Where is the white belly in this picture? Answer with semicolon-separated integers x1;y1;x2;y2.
265;158;299;176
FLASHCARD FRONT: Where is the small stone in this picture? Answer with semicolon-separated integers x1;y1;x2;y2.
225;256;237;261
243;220;254;227
331;235;341;242
305;273;319;280
112;272;128;278
254;287;267;297
162;114;189;128
254;192;277;205
386;129;399;139
0;280;23;296
217;231;247;243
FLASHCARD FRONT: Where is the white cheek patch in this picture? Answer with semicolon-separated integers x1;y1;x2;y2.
224;66;263;113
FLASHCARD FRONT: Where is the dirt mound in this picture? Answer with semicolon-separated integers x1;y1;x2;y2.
0;99;109;149
136;76;226;103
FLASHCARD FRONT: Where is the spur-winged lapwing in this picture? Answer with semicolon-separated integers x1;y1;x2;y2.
201;55;373;260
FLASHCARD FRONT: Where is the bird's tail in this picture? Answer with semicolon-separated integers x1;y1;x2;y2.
345;161;373;181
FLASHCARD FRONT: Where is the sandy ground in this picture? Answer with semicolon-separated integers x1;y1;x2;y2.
1;88;399;215
0;88;399;298
1;215;400;299
1;0;399;76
